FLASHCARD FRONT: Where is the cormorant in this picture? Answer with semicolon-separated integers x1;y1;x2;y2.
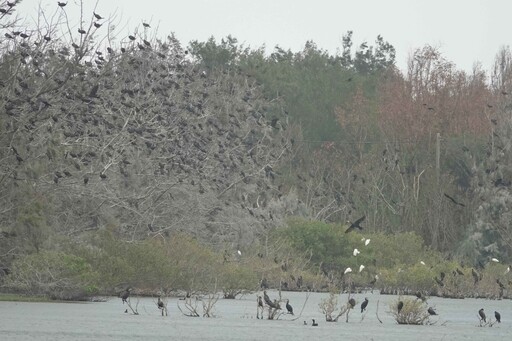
345;215;365;233
348;298;356;308
157;297;164;309
312;319;318;326
286;299;294;315
361;298;369;313
495;311;501;323
263;291;272;306
427;307;437;315
257;296;264;308
479;308;486;322
121;288;132;304
397;301;404;314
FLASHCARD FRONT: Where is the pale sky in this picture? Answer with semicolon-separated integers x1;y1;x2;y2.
16;0;512;73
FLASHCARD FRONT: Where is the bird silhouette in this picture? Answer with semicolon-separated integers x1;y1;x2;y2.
312;319;318;326
495;311;501;323
443;193;465;207
57;1;67;7
348;298;356;308
479;308;486;322
345;215;365;233
397;301;404;314
93;12;103;19
427;307;437;315
157;297;164;309
286;299;294;315
361;298;369;313
121;288;132;304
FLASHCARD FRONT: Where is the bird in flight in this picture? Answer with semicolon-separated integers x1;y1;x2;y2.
443;193;465;207
345;215;365;233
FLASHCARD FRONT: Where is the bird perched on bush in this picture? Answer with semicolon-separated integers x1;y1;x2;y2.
427;307;437;315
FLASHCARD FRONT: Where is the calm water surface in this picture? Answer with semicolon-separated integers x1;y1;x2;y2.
1;291;511;340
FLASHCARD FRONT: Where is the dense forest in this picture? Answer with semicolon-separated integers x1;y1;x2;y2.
1;1;511;300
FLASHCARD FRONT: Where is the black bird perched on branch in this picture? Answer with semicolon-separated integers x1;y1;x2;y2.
397;301;404;314
427;307;437;315
121;288;132;304
57;1;67;7
348;298;356;309
93;12;103;19
263;291;274;307
361;298;369;313
345;215;365;233
286;299;294;315
157;297;164;309
495;311;501;323
479;308;486;323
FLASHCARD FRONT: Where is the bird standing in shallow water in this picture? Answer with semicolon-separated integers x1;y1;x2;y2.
361;298;369;313
495;311;501;323
479;308;486;323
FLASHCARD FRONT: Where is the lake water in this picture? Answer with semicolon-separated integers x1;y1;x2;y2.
1;291;511;340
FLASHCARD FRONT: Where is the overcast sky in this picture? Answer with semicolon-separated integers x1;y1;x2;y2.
16;0;512;73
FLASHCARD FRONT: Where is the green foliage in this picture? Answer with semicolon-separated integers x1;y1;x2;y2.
5;251;99;300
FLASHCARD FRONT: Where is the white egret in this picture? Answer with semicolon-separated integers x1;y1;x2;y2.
365;239;370;246
491;258;499;263
353;248;360;256
344;267;352;274
359;264;365;272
